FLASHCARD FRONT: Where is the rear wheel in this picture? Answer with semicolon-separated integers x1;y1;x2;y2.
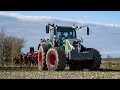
38;44;47;70
46;48;66;71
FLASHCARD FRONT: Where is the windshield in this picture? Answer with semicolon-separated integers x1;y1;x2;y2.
58;30;76;39
57;26;76;39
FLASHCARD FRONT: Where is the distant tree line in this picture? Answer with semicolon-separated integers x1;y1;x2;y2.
0;27;26;66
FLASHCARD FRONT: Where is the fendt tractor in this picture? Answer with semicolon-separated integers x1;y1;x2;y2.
38;23;101;71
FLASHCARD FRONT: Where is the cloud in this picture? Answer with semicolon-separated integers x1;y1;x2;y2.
0;12;77;23
103;23;120;28
0;11;120;28
0;12;53;22
89;22;120;28
0;12;19;17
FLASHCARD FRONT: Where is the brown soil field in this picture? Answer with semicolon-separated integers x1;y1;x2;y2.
0;59;120;79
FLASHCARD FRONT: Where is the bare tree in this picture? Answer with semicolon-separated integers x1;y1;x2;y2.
0;27;26;66
0;27;6;66
11;36;26;65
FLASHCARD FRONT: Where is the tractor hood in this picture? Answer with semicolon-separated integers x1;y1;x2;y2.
63;39;81;53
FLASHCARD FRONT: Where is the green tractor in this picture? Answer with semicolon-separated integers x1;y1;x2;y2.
38;23;101;71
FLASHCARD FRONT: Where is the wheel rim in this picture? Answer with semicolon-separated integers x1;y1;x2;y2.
49;53;56;65
39;51;43;66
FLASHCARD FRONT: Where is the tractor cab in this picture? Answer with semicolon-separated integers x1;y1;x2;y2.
46;24;77;47
56;26;77;46
46;23;89;47
57;26;77;40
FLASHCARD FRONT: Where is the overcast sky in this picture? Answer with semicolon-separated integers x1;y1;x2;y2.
2;11;120;25
0;11;120;58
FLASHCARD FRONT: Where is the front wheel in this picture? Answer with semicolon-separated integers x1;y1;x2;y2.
46;48;67;71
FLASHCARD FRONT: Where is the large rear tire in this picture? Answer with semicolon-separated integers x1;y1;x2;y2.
38;44;47;70
84;48;101;70
46;48;66;71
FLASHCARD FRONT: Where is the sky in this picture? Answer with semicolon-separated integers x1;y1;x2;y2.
2;11;120;25
0;11;120;58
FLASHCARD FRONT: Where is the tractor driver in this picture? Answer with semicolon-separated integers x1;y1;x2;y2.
61;32;66;40
67;32;73;39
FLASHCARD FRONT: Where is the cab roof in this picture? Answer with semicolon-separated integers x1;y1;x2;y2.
57;26;75;32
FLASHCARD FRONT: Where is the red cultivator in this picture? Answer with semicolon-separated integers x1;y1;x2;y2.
24;51;38;66
14;47;38;66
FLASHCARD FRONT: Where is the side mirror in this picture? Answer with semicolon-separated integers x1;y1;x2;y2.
87;27;89;35
46;25;49;33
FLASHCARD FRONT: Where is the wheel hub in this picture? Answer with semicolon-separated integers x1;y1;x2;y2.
49;53;56;65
